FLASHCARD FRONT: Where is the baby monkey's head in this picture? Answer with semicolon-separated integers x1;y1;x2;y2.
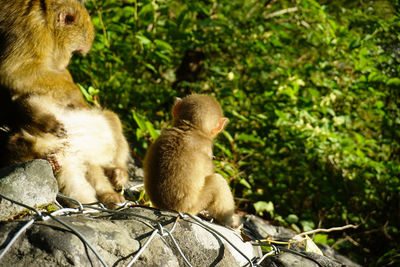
172;94;229;138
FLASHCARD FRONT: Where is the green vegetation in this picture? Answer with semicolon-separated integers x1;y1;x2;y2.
70;0;400;265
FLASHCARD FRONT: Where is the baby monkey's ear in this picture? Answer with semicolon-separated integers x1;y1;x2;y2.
211;117;229;135
172;97;182;119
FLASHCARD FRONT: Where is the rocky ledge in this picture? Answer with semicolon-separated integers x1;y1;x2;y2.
0;160;361;266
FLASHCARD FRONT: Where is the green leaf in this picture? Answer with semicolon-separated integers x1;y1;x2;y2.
368;72;384;82
222;131;234;143
214;143;232;158
239;178;252;189
300;220;315;232
253;201;274;216
145;121;159;140
154;39;173;52
275;110;288;120
132;110;147;131
387;78;400;86
145;63;157;73
285;214;299;224
236;133;265;145
313;234;328;244
138;3;154;18
155;51;171;62
77;83;90;100
231;110;249;122
136;34;151;45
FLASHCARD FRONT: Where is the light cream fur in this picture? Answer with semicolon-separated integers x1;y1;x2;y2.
27;95;129;205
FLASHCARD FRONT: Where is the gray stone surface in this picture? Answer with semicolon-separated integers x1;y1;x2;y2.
0;160;361;267
243;214;297;240
263;251;343;267
317;244;362;267
0;160;58;221
0;207;260;267
242;215;361;267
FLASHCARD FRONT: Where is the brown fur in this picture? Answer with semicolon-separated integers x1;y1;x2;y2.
144;94;235;226
0;0;129;206
0;0;94;108
0;0;94;145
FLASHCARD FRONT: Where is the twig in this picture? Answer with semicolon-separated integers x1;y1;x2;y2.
264;7;298;20
382;221;393;240
293;224;358;240
343;233;371;253
331;237;348;248
364;221;393;241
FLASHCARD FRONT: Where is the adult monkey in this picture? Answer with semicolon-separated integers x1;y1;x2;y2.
0;0;130;206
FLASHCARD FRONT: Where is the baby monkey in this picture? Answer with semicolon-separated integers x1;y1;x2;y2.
144;94;235;226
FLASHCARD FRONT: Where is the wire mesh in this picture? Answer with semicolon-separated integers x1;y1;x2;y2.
0;191;277;267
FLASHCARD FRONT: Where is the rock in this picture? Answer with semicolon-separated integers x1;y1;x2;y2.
0;160;361;267
317;244;362;267
0;160;58;221
243;214;296;240
263;251;344;267
0;206;362;267
127;156;144;181
242;215;361;267
124;157;145;202
0;207;261;267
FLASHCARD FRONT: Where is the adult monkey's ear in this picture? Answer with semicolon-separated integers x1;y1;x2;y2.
58;10;77;26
